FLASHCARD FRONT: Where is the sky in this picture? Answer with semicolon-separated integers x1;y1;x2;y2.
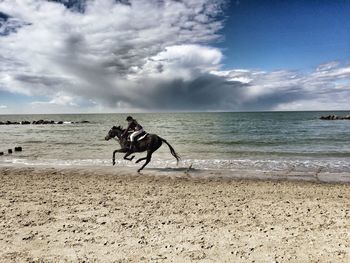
0;0;350;114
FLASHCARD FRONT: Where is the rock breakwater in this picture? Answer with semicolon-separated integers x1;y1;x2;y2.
0;120;90;125
320;115;350;120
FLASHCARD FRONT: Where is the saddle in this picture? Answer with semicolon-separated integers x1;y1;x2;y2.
127;131;148;141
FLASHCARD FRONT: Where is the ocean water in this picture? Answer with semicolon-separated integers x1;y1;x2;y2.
1;112;350;176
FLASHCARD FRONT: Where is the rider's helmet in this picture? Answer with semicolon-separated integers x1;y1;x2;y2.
126;116;133;122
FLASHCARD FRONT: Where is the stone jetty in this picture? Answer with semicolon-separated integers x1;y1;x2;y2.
320;115;350;120
0;120;90;125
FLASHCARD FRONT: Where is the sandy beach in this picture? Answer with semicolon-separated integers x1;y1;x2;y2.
0;166;349;262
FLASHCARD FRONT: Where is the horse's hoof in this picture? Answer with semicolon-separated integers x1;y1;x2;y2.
137;169;142;173
112;160;115;166
130;155;135;161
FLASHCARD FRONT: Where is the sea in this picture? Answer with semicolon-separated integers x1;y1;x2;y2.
1;111;350;182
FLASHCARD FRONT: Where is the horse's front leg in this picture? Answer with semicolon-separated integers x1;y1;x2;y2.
112;149;127;165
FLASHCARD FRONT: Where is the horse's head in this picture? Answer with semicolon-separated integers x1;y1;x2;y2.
105;126;123;141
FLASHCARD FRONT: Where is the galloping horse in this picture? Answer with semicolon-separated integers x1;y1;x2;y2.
105;126;180;172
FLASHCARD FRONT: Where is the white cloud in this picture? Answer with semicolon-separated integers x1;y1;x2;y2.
0;0;349;112
210;64;350;110
0;105;8;109
0;0;227;111
31;92;78;106
134;44;223;81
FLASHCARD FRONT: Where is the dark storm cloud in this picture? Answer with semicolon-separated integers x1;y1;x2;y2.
240;86;307;111
124;75;248;110
14;74;68;87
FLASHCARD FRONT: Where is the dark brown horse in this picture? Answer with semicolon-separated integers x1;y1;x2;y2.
105;126;180;172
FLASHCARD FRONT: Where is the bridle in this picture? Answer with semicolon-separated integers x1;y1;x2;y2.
110;127;123;142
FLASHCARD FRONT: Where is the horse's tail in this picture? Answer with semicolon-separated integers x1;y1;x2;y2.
160;137;180;164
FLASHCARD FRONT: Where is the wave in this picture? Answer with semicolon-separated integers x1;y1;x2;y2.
201;138;350;146
223;151;350;158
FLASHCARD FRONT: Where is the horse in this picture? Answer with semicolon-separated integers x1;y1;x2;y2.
105;126;180;172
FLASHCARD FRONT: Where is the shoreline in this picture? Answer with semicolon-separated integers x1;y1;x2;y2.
0;166;349;262
1;163;350;184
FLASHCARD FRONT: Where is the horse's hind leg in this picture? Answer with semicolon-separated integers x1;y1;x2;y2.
136;156;147;163
137;151;153;173
123;151;135;161
136;142;160;164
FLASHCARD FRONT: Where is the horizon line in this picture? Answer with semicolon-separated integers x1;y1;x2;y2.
1;109;350;116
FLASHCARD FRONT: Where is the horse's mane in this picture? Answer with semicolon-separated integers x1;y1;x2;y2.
113;125;124;130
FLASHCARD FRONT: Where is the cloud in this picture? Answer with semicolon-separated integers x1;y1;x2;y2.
212;65;350;110
31;92;78;106
0;105;8;109
0;0;228;111
0;0;349;112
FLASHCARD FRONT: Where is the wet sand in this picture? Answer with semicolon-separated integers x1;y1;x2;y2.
0;166;349;262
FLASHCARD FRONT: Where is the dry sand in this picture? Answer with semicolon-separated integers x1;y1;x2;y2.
0;166;349;262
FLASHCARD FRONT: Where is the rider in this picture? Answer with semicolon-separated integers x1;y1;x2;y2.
122;116;144;151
